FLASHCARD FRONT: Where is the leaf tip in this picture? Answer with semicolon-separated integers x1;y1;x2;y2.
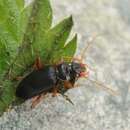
68;15;73;25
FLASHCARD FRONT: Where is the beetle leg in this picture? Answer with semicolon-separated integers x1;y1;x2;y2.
31;95;42;108
15;76;24;81
62;94;74;105
33;57;43;70
64;81;74;89
31;93;46;108
13;76;24;81
52;86;59;97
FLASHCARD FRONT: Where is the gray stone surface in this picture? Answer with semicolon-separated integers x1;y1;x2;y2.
0;0;130;129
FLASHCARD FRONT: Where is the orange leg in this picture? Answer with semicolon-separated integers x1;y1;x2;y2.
33;57;43;70
15;76;24;81
64;81;74;89
52;86;59;97
31;93;46;108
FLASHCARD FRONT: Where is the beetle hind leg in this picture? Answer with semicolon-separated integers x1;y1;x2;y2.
31;93;46;108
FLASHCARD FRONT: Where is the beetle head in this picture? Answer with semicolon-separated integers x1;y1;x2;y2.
71;62;87;78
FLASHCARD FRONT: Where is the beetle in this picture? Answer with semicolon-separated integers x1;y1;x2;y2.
16;56;88;107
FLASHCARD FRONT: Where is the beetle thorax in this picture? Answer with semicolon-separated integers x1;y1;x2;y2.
56;63;72;81
56;62;86;81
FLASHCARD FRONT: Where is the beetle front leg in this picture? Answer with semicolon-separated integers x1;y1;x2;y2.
33;57;43;70
64;81;74;89
15;76;24;81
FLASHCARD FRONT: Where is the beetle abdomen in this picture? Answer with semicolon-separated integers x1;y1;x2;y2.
16;66;57;99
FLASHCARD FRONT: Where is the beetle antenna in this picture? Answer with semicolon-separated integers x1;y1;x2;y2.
80;33;101;60
87;78;119;96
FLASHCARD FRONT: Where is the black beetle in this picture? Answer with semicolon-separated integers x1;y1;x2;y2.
16;58;87;106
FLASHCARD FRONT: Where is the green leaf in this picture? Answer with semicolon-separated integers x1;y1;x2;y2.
26;0;52;45
0;80;15;114
1;81;15;106
7;44;34;79
0;42;9;73
15;0;24;11
1;0;52;79
0;0;20;61
33;0;52;33
0;0;32;46
0;32;13;75
0;0;20;41
11;0;53;69
51;34;77;63
50;16;73;48
0;1;34;115
0;100;7;116
62;34;77;57
35;16;73;62
0;1;33;76
18;3;33;44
